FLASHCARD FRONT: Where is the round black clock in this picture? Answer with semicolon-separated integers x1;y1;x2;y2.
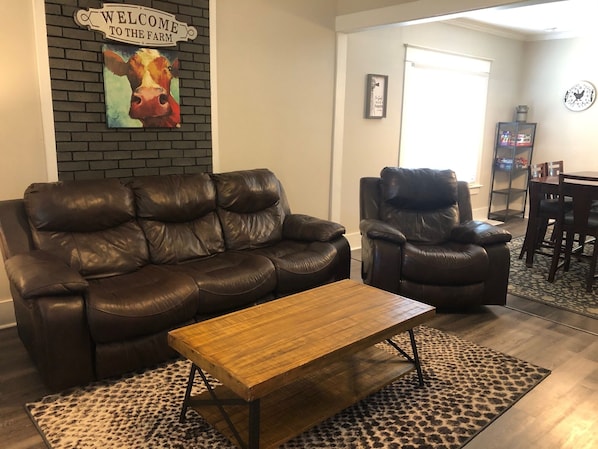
564;80;596;111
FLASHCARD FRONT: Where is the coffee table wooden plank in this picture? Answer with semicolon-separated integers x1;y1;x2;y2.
169;280;435;401
189;344;416;449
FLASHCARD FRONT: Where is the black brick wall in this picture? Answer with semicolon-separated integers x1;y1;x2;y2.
45;0;212;180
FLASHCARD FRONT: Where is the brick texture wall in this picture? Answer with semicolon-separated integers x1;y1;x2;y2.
45;0;211;180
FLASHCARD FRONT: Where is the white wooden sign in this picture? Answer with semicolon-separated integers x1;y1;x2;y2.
74;3;198;47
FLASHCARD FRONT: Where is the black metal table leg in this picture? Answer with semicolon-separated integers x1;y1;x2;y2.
408;329;424;386
248;399;261;449
180;364;198;423
386;328;425;387
179;363;259;449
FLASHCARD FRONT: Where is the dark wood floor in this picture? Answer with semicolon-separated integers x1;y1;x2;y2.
1;218;597;449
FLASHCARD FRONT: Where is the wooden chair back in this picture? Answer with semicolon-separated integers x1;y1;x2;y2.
528;162;547;180
548;173;598;291
558;174;598;234
546;160;564;176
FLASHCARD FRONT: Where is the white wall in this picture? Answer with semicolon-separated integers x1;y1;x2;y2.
0;0;50;327
214;0;338;219
521;37;598;170
339;21;525;244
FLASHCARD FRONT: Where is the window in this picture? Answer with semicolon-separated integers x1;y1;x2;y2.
399;45;491;184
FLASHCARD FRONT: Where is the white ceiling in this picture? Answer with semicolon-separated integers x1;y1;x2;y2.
455;0;598;40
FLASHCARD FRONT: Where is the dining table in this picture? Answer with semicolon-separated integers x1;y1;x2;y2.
520;170;598;267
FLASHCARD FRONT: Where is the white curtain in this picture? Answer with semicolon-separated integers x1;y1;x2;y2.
400;46;491;184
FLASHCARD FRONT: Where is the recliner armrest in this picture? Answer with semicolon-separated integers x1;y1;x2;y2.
450;220;512;246
5;250;88;299
360;219;407;245
283;214;345;242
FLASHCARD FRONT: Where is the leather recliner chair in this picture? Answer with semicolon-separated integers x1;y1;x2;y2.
360;167;512;309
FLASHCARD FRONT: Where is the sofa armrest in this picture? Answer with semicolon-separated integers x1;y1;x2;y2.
283;214;345;242
5;250;88;299
450;220;512;246
360;219;406;245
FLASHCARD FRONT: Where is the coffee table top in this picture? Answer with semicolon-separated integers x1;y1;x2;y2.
168;279;435;401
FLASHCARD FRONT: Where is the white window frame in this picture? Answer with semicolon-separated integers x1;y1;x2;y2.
399;45;491;186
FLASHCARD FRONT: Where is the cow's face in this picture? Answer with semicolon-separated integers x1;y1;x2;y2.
104;48;180;127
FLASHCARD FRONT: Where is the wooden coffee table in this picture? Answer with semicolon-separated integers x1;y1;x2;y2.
168;279;435;449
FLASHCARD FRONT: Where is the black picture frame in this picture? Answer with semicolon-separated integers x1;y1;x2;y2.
365;74;388;119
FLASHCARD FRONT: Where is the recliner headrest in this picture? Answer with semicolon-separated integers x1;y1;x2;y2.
380;167;458;210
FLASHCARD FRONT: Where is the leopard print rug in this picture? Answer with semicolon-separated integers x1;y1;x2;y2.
508;236;598;319
26;326;549;449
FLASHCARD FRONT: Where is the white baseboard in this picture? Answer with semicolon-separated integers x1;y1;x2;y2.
346;231;361;252
472;206;488;221
0;298;16;329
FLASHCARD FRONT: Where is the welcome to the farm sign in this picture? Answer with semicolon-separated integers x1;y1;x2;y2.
74;3;198;47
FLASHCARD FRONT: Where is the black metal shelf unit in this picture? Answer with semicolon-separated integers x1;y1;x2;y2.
488;121;536;222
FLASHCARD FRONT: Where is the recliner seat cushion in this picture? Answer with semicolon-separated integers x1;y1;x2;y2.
165;252;277;314
86;265;198;343
250;240;340;294
401;242;489;285
24;179;148;278
379;168;459;244
129;174;225;263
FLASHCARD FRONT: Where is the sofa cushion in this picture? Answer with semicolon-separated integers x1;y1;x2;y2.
24;179;149;278
129;174;225;263
401;241;489;285
212;169;286;250
165;252;276;315
250;240;340;294
379;168;459;244
86;265;198;343
25;179;135;232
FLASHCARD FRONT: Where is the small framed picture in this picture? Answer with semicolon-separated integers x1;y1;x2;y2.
365;74;388;119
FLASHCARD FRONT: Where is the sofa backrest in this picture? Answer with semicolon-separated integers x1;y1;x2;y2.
24;179;149;278
378;167;460;244
128;173;225;263
211;169;288;250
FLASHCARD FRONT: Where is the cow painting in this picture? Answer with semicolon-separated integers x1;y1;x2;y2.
102;44;180;128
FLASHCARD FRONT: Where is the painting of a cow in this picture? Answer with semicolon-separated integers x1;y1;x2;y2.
102;44;180;128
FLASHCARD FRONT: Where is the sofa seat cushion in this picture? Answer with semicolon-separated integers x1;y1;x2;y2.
165;252;276;315
250;240;340;294
401;242;488;285
86;265;198;343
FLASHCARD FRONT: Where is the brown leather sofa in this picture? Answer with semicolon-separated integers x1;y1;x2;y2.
360;167;512;309
0;169;350;390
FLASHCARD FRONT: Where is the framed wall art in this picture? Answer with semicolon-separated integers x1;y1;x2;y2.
365;74;388;119
102;44;181;128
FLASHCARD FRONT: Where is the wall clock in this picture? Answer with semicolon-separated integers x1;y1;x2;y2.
563;80;596;111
